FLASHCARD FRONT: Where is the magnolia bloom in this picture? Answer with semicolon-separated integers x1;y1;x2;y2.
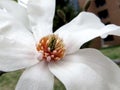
0;0;120;90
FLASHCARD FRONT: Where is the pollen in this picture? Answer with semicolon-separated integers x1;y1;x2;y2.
36;34;65;62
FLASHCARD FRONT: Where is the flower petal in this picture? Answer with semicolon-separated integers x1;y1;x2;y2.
75;48;120;90
16;62;54;90
100;24;120;38
0;0;30;29
0;36;38;72
18;0;29;7
55;12;120;54
27;0;55;42
0;9;35;46
49;59;109;90
49;48;120;90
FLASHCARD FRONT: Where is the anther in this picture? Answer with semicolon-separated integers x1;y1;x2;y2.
44;53;49;57
55;57;60;61
41;40;44;43
36;34;65;62
51;55;54;58
48;47;51;52
47;56;51;62
46;40;49;44
53;50;57;54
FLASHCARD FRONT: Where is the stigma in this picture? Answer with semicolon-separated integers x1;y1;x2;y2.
36;34;65;62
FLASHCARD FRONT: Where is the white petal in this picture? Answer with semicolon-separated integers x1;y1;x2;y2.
16;62;54;90
75;48;120;90
18;0;29;7
0;9;35;47
0;36;38;72
55;12;120;54
49;48;120;90
100;24;120;38
27;0;55;42
49;59;109;90
0;0;30;29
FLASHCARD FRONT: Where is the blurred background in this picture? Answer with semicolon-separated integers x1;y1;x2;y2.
0;0;120;90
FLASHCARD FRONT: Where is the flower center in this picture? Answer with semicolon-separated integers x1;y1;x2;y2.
36;34;65;62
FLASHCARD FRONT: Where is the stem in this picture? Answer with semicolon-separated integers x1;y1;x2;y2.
83;0;91;11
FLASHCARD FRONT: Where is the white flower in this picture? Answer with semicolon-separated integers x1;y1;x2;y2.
0;0;120;90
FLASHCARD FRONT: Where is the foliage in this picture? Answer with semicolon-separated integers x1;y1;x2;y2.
53;0;79;31
13;0;17;2
101;46;120;59
0;70;22;90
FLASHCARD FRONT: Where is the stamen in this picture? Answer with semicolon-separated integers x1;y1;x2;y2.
53;50;57;54
46;40;49;44
41;46;44;50
55;57;60;61
51;55;54;58
47;56;51;62
37;52;43;60
44;53;49;57
48;47;51;52
36;34;65;62
41;40;44;43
